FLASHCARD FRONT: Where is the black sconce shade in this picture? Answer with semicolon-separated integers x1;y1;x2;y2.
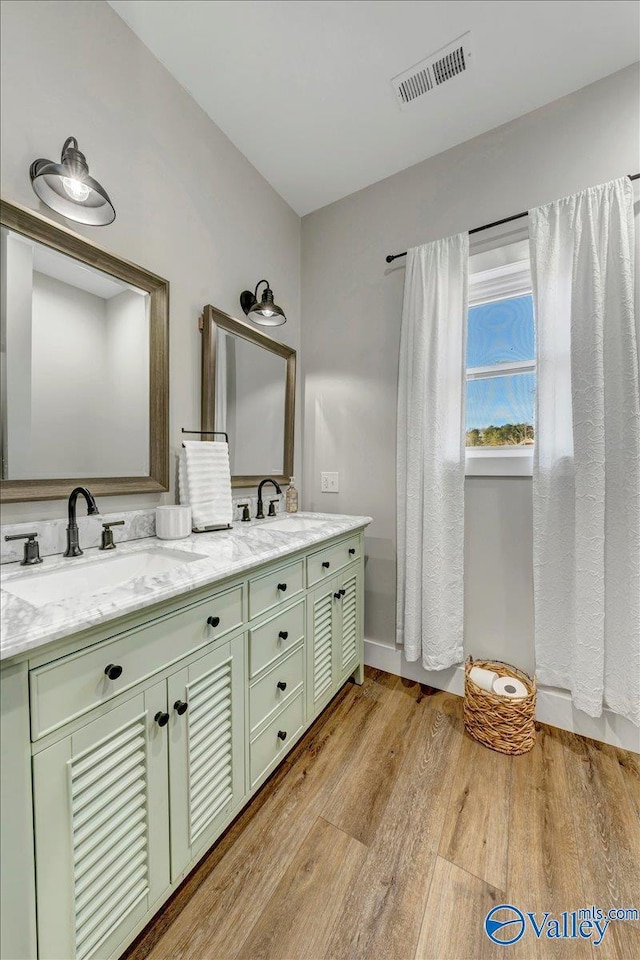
240;280;286;326
30;137;115;226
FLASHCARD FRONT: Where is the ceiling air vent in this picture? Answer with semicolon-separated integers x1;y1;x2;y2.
391;33;473;109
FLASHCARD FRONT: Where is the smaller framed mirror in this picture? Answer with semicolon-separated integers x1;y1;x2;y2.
0;199;169;502
201;305;295;487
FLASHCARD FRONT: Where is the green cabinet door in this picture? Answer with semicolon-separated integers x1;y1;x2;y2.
307;563;363;720
336;567;362;684
307;578;338;716
32;684;170;960
167;634;246;881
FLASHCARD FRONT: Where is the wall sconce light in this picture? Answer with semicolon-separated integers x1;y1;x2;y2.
30;136;116;225
240;280;286;326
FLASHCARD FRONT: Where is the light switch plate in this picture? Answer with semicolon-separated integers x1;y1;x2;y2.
321;472;339;493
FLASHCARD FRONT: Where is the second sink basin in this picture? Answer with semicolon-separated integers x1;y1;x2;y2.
3;547;207;609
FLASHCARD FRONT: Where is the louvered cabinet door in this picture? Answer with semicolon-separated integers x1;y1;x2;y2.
32;685;170;960
168;634;245;881
337;569;361;682
307;581;338;716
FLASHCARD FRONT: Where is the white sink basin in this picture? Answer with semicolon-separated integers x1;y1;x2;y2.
3;547;207;609
262;517;328;533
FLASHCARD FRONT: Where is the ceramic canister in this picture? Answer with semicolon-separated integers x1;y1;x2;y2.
155;505;192;540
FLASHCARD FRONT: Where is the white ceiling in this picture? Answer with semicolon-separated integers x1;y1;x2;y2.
108;0;639;215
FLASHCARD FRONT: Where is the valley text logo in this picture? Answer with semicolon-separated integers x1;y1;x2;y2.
484;904;639;948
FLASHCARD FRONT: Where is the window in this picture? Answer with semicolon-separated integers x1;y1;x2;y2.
465;257;535;476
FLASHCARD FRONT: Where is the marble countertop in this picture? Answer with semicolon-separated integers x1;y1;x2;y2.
0;513;371;663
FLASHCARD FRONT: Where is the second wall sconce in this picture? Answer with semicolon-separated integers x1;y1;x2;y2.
240;279;286;326
30;136;116;226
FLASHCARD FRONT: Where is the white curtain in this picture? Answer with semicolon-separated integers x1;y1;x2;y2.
530;178;640;725
396;234;469;669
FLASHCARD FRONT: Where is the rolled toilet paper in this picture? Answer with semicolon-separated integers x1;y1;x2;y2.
492;675;528;700
469;666;498;692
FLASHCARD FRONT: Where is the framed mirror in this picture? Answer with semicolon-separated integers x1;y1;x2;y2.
201;305;295;487
0;199;169;502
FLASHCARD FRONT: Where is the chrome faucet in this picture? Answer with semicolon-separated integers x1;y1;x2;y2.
256;478;282;520
64;486;100;557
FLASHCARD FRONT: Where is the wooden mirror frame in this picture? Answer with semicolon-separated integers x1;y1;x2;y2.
201;304;295;488
0;198;169;502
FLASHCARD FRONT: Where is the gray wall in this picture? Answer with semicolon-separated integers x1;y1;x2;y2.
0;0;301;522
301;63;640;674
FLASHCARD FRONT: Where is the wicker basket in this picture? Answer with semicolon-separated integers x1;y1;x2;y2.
464;657;536;755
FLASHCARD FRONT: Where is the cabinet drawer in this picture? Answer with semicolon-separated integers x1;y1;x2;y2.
249;646;304;733
307;535;361;586
30;585;244;739
249;559;304;620
250;692;304;787
248;599;305;678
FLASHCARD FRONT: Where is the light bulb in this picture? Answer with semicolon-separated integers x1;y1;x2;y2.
61;177;90;202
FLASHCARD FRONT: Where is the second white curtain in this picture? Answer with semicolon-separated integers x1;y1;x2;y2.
530;178;640;725
396;234;469;669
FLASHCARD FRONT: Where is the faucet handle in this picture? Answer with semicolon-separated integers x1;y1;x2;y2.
5;532;43;566
237;502;251;522
100;520;124;551
268;499;280;517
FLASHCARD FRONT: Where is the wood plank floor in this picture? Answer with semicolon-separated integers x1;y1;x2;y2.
125;668;639;960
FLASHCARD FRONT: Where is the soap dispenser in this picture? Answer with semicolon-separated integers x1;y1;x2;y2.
285;477;298;514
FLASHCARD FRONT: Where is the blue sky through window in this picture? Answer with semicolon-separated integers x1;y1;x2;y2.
466;295;535;443
466;373;535;430
467;295;535;367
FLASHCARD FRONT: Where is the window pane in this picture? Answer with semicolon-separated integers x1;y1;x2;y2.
467;295;534;367
466;372;535;446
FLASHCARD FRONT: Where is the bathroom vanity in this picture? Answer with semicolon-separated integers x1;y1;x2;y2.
0;513;370;960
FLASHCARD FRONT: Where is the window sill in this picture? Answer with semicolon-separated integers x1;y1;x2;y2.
465;447;533;477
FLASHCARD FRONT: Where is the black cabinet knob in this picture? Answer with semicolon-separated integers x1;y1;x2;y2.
104;664;123;680
207;616;220;628
339;588;346;596
277;681;287;692
277;583;287;592
349;548;356;556
174;700;188;715
322;561;330;569
334;592;342;600
278;630;289;641
155;711;169;727
277;730;287;741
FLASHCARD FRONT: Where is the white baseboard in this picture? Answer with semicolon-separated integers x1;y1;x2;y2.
364;639;640;753
364;638;465;695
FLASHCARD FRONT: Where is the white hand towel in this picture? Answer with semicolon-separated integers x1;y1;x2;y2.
179;441;233;530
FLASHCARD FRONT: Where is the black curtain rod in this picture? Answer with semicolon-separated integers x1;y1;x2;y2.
385;173;640;263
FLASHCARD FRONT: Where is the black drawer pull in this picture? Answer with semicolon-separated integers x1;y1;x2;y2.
174;700;188;715
334;592;342;600
278;630;288;641
322;561;330;569
277;730;287;741
207;616;220;628
339;588;346;596
104;664;123;680
277;681;287;692
277;583;287;592
349;548;356;555
155;711;169;727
